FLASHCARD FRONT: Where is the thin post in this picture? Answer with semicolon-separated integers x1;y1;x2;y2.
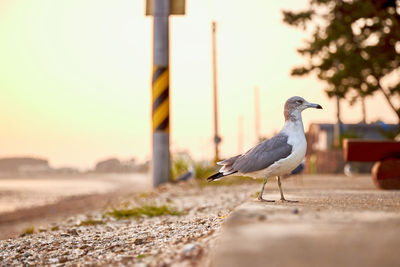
254;86;260;143
212;21;221;163
333;95;341;147
361;96;367;123
238;115;244;154
152;0;170;187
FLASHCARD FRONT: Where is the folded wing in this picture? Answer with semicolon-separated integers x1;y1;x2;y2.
207;134;292;181
232;134;292;174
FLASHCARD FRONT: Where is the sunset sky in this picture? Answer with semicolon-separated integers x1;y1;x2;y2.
0;0;397;169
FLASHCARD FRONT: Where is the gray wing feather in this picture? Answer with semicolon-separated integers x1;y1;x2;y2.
232;134;292;173
217;155;241;174
217;155;240;166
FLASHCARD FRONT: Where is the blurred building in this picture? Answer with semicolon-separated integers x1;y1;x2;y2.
0;157;50;176
53;167;80;175
306;122;400;174
94;157;149;173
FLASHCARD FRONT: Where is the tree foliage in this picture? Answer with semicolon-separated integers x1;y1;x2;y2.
283;0;400;122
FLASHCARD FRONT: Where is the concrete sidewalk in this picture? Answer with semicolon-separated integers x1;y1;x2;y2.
210;175;400;267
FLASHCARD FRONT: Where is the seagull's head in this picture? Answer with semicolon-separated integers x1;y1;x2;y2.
284;96;322;121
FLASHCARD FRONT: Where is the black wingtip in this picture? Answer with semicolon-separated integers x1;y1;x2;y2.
207;170;238;182
316;104;323;109
207;172;224;182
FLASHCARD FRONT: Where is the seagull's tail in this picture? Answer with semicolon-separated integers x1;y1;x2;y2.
207;155;241;182
207;171;237;182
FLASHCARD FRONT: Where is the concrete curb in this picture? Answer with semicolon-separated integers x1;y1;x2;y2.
210;180;400;267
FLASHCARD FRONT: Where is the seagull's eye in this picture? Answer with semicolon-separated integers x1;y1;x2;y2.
296;100;303;104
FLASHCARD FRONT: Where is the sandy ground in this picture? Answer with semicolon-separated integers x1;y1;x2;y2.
0;173;150;240
1;174;399;266
0;179;257;266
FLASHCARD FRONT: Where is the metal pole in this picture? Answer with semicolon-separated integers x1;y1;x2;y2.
333;59;342;148
212;21;221;163
152;0;170;187
361;96;367;123
238;115;244;154
254;86;260;143
333;95;341;147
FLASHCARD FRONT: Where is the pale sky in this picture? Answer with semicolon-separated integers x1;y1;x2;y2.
0;0;397;169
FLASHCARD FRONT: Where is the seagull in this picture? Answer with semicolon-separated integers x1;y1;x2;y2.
207;96;322;202
177;166;195;181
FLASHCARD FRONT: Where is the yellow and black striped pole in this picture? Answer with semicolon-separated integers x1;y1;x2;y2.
147;0;185;186
152;66;169;133
152;0;170;187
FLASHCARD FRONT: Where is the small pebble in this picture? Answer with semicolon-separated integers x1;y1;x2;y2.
258;214;267;221
134;238;145;245
67;229;79;236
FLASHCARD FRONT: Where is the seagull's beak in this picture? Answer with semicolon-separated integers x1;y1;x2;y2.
306;102;323;109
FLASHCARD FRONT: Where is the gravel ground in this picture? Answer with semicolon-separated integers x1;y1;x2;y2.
0;180;258;266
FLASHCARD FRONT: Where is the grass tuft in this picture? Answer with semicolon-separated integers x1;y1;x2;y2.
250;191;260;198
76;219;104;226
137;254;147;259
197;175;260;187
137;192;149;198
193;162;216;180
22;227;34;235
107;205;184;220
171;156;191;181
50;226;59;231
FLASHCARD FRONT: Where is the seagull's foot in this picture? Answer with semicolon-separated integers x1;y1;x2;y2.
257;196;275;202
279;198;299;203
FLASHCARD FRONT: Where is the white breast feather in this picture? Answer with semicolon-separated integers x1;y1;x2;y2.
245;120;306;179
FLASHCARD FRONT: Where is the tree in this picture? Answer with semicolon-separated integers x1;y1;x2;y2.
283;0;400;123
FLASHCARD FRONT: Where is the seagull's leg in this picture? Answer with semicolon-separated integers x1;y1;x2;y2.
277;176;286;201
277;176;298;203
257;178;274;202
258;178;267;200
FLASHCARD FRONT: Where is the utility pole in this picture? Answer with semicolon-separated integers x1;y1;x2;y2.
238;116;244;154
254;86;261;143
361;96;367;123
146;0;185;187
212;21;221;163
333;60;342;148
333;95;342;147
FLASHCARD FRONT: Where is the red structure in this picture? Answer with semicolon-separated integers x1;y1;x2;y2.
343;139;400;189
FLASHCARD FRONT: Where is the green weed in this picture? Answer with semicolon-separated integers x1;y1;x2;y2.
197;175;260;187
76;219;104;226
250;191;260;198
193;162;216;179
22;227;34;235
107;205;184;220
171;156;191;181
